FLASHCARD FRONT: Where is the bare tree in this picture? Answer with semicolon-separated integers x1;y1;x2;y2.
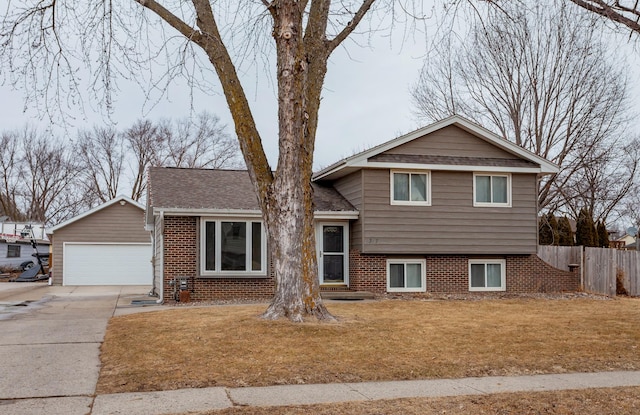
21;133;84;224
412;1;631;215
1;1;422;320
163;112;242;170
561;138;639;223
0;130;27;221
76;126;125;205
123;112;241;201
124;119;166;202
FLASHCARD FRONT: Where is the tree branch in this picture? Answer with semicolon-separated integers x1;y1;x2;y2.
326;0;376;53
569;0;640;33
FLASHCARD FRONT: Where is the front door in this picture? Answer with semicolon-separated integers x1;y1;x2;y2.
317;223;349;285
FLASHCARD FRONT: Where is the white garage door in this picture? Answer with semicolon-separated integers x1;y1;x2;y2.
64;243;152;285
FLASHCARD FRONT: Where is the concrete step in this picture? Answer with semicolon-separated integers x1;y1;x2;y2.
321;291;375;300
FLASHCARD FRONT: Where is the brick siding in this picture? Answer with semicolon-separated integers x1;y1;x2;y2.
349;250;579;294
162;216;273;302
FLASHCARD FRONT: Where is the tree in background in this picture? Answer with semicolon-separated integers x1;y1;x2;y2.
0;127;85;225
597;221;610;248
124;112;241;201
557;216;575;246
412;1;633;218
576;208;597;247
0;113;240;224
539;213;559;245
0;131;27;222
77;126;125;206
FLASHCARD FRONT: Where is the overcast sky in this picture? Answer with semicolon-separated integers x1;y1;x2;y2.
0;3;638;172
0;11;431;171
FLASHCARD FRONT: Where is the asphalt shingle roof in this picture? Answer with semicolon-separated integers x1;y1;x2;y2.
148;167;356;212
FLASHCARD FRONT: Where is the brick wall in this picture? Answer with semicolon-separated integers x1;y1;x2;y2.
349;250;387;293
162;218;579;301
162;216;274;302
348;250;579;294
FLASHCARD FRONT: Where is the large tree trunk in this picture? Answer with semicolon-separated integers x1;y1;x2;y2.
261;1;334;321
261;173;333;322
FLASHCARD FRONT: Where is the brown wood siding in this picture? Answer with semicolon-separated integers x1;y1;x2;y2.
383;125;515;159
51;202;149;285
332;171;363;251
361;169;538;254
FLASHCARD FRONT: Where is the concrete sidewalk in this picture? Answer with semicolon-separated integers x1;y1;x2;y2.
1;284;639;415
91;370;640;414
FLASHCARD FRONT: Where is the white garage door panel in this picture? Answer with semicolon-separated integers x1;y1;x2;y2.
64;244;152;285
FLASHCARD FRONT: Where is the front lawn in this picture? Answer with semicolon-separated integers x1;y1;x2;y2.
97;297;640;394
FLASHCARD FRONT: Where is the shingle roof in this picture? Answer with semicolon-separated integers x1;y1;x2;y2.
148;167;356;212
369;153;538;168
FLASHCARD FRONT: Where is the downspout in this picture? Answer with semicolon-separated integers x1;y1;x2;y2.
156;211;165;304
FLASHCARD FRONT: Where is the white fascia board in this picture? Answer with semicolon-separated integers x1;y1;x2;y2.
155;208;263;218
357;161;543;174
155;208;358;220
50;195;144;233
314;211;359;220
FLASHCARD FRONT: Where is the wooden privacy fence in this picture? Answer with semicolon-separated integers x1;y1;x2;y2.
537;246;640;297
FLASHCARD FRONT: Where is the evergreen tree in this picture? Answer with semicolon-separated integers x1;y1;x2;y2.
558;216;574;246
597;221;610;248
576;208;597;247
539;213;559;245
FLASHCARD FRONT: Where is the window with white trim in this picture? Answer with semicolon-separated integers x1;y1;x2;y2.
473;173;511;207
201;218;266;276
391;171;431;206
387;259;426;292
469;259;506;291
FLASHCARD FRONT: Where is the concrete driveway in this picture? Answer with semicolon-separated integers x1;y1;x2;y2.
0;284;156;415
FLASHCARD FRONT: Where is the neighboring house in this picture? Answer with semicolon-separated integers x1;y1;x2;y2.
0;222;50;270
146;115;580;302
614;233;636;250
49;195;152;286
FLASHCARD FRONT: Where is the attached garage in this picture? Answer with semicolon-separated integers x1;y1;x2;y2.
63;243;152;285
49;196;152;286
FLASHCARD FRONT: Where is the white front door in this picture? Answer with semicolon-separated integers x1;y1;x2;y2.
317;223;349;285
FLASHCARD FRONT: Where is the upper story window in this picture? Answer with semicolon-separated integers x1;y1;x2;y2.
473;173;511;207
391;170;431;206
200;218;266;276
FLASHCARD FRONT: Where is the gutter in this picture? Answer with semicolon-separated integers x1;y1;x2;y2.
156;211;165;304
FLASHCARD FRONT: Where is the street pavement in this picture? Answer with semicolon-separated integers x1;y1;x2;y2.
1;283;639;415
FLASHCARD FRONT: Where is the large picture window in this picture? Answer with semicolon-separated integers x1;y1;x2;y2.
391;170;431;206
469;259;506;291
387;259;426;292
201;218;266;276
473;173;511;207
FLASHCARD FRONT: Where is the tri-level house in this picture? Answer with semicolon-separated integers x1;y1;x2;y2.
145;116;579;302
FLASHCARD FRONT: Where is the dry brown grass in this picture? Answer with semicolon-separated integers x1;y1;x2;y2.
97;298;640;394
195;387;640;415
